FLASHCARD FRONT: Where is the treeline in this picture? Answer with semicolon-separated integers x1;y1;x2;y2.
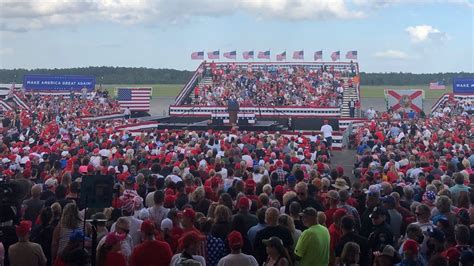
0;67;472;85
359;72;473;86
0;67;193;84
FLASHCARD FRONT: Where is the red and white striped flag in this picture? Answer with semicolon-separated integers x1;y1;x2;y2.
223;51;236;59
191;51;204;60
207;51;220;59
257;51;270;59
345;50;357;60
276;51;286;61
293;50;304;60
242;51;254;59
117;87;151;112
331;51;340;61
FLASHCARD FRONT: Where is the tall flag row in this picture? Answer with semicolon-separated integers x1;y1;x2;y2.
191;50;358;61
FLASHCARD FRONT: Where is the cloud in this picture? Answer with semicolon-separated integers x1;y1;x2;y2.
405;25;448;43
373;50;409;59
0;0;365;32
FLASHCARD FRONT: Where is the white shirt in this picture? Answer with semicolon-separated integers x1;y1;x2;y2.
320;124;333;138
218;253;259;266
170;254;206;266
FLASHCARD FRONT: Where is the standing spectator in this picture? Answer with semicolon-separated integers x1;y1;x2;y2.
253;207;293;265
8;220;47;266
124;107;131;119
217;231;258;266
366;107;376;119
263;237;292;266
368;207;394;254
339;242;361;266
98;217;132;261
170;231;207;265
348;99;356;118
51;203;86;262
294;207;330;266
30;207;54;266
232;197;258;233
130;220;173;266
335;216;370;266
247;207;267;248
320;120;333;156
22;184;44;223
382;195;403;241
286;182;324;213
147;190;169;228
97;232;127;266
449;173;470;206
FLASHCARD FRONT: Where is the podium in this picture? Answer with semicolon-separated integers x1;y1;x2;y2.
228;99;239;125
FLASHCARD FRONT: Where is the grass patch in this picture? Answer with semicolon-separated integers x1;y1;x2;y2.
361;85;452;99
102;84;183;97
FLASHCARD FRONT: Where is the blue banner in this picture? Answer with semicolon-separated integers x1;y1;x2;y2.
453;78;474;94
23;75;96;91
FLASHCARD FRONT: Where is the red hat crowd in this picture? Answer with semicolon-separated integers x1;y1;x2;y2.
0;88;473;266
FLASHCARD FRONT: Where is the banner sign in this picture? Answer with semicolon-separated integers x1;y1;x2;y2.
453;78;474;94
23;74;96;91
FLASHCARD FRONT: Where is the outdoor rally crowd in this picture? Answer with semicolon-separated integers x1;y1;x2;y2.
0;88;473;266
191;62;357;107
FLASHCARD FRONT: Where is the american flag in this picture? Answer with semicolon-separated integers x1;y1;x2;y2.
117;87;151;111
207;51;220;59
314;50;323;61
345;50;358;60
242;51;254;60
331;51;340;61
257;50;270;59
223;51;237;59
276;51;286;61
191;51;204;60
293;50;304;60
429;81;446;90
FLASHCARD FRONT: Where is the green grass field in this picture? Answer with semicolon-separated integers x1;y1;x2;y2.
101;84;452;99
361;85;452;99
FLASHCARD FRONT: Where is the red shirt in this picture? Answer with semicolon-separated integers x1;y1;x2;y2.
130;240;173;266
104;251;127;266
329;224;343;253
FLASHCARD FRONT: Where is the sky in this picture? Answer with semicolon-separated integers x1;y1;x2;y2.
0;0;473;73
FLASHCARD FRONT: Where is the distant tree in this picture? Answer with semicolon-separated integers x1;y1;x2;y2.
0;67;472;86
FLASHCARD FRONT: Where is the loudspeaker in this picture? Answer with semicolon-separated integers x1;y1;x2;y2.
80;175;114;209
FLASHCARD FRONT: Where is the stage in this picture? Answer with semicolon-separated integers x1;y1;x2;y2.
155;120;283;131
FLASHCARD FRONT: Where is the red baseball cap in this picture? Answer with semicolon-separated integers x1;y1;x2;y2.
140;220;155;235
179;231;205;249
16;220;32;237
227;230;243;249
104;232;126;247
403;239;419;254
333;208;348;221
237;197;251;209
182;208;196;220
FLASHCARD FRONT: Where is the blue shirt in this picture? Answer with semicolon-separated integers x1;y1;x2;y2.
247;223;266;248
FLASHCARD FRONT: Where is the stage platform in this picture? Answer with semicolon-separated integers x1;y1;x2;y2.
156;120;283;131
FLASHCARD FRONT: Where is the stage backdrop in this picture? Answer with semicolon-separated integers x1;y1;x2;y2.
453;78;474;94
23;74;96;92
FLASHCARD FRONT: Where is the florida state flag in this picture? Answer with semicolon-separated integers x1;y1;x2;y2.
386;89;424;113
